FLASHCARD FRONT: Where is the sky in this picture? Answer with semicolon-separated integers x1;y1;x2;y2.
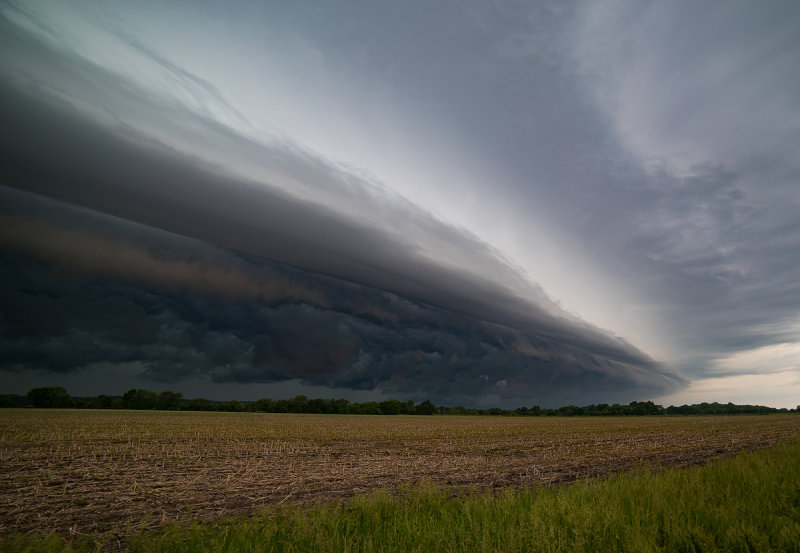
1;0;798;408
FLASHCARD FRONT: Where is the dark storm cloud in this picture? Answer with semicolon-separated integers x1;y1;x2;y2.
0;195;328;307
0;78;541;332
0;2;690;404
0;40;666;356
0;188;682;406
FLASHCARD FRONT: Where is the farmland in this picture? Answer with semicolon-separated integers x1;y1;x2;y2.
1;410;798;542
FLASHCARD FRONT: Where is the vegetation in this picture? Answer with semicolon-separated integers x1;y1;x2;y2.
24;386;74;409
2;409;798;545
2;388;796;415
3;435;799;552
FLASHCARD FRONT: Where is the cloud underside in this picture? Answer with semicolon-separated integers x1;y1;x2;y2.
0;186;684;407
0;7;687;406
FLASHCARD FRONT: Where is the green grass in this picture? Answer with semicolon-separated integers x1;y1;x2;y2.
4;440;800;553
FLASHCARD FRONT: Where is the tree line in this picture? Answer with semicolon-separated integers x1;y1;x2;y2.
1;387;440;414
1;387;796;416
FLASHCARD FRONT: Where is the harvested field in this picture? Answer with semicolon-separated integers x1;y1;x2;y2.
1;410;798;537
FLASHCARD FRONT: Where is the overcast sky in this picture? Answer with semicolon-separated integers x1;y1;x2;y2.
1;0;798;407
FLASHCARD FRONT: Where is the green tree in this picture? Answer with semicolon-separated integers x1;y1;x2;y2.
415;400;437;415
0;394;26;408
333;398;350;414
352;401;381;415
221;400;241;412
287;395;308;413
273;399;290;413
158;391;183;410
97;394;114;409
26;387;73;408
186;398;215;411
122;389;158;410
379;399;403;415
628;400;666;415
255;398;275;412
307;398;331;413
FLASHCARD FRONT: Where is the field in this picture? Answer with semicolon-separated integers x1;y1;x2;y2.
1;409;799;544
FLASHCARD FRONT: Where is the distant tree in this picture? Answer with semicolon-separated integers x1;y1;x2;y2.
352;401;378;414
379;399;403;415
415;400;437;415
73;397;96;409
185;398;215;411
158;391;183;410
97;394;114;409
287;395;308;413
273;399;290;413
221;399;241;412
556;405;583;416
333;398;350;414
26;387;73;408
665;402;785;415
308;398;335;414
0;394;26;408
122;389;158;410
628;401;666;415
255;398;275;412
585;403;609;416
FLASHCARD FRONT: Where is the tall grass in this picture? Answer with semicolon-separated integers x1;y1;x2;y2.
5;440;800;553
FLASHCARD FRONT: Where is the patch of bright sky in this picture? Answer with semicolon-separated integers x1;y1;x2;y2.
655;338;800;408
709;342;800;377
655;370;800;410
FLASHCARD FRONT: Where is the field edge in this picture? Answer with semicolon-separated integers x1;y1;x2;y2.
3;437;800;553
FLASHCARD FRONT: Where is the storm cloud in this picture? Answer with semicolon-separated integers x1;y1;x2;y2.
0;183;682;407
1;0;798;406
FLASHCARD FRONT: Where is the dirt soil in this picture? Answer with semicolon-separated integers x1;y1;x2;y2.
1;411;798;538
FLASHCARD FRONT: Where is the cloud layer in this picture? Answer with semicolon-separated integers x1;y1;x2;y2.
2;0;798;406
0;187;683;406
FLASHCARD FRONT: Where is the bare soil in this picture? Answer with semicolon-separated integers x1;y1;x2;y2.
1;410;798;537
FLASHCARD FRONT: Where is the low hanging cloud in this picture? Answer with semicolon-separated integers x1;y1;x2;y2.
0;187;684;407
0;210;327;307
0;4;687;406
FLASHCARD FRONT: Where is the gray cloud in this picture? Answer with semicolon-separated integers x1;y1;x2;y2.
0;210;328;307
0;188;683;406
0;24;663;368
5;0;798;406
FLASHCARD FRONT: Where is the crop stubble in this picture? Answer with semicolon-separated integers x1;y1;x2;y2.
0;410;798;537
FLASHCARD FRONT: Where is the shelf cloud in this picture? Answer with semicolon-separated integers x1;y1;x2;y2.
2;0;798;407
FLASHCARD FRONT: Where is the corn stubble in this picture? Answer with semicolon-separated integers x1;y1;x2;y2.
0;410;798;540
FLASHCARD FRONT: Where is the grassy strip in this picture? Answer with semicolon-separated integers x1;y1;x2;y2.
5;440;800;553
